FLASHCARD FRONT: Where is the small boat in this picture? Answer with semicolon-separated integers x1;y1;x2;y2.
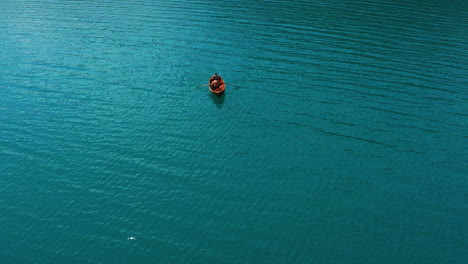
209;76;225;96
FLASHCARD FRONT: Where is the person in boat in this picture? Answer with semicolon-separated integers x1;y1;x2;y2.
210;80;220;89
209;73;223;90
209;73;221;83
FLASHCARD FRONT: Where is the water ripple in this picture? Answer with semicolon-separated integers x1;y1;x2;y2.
1;1;467;263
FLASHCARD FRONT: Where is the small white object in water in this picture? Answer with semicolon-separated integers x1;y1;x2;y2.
127;237;136;240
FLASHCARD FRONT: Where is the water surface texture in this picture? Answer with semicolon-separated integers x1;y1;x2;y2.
1;0;467;263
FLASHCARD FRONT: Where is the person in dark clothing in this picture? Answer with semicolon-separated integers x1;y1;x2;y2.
209;73;221;83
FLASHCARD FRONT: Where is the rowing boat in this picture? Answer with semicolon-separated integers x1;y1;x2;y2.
209;77;225;96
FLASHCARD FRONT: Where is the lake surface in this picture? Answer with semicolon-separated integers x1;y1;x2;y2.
1;0;467;263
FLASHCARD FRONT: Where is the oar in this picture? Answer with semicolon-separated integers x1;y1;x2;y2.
197;84;210;87
225;83;240;88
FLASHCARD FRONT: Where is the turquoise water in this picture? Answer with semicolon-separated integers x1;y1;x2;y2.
1;0;467;263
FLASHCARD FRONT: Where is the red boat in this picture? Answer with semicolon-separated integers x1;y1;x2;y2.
209;76;225;96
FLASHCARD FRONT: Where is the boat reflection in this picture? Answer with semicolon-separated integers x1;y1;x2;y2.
209;92;225;108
